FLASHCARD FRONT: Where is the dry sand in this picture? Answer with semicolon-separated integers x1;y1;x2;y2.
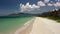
15;17;60;34
29;17;60;34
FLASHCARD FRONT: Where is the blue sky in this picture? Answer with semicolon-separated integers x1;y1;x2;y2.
0;0;60;16
20;0;56;4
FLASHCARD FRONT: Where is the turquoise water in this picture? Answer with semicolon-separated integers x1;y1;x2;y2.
0;16;33;34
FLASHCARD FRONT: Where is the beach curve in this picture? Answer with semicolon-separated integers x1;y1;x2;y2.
14;17;60;34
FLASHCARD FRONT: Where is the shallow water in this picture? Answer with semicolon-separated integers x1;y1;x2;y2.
0;16;33;34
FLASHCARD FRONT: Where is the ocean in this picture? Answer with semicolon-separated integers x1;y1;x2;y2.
0;16;33;34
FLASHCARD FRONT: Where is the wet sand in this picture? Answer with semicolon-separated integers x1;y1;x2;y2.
14;18;35;34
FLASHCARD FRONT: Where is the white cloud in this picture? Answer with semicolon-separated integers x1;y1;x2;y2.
53;8;58;11
37;1;46;6
55;8;59;11
55;0;60;2
54;2;60;7
20;1;46;12
58;0;60;2
44;0;50;3
48;3;53;6
47;2;60;7
20;2;40;12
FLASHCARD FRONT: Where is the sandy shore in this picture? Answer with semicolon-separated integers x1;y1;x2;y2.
14;17;60;34
14;18;35;34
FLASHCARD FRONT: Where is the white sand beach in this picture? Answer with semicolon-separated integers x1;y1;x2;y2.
15;17;60;34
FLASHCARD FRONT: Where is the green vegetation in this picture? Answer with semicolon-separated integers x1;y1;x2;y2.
42;16;60;22
47;17;60;22
39;9;60;22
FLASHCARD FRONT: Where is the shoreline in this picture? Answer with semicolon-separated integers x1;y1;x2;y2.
14;17;35;34
14;17;60;34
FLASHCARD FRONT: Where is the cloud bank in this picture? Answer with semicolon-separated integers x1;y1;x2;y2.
20;2;40;12
54;2;60;7
20;1;46;12
20;0;60;13
48;2;60;7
